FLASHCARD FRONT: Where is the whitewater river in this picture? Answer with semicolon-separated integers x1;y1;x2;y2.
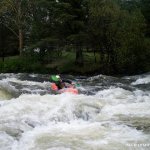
0;73;150;150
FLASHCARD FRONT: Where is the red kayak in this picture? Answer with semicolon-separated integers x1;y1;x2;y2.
59;87;78;94
51;83;78;95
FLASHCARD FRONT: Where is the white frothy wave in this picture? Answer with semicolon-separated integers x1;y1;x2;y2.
131;75;150;85
0;90;150;150
0;73;150;150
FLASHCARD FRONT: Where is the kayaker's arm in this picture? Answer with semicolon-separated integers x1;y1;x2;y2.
62;79;76;88
62;79;72;84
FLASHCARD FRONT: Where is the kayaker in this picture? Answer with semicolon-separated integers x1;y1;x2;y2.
50;75;74;90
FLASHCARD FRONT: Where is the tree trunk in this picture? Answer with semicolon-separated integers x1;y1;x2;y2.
75;45;84;66
1;50;5;62
94;48;97;63
100;46;105;64
19;29;23;56
0;23;5;62
110;50;117;73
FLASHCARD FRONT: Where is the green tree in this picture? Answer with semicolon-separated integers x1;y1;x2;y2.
140;0;150;36
0;0;31;56
27;0;61;63
88;0;147;74
0;16;18;61
58;0;87;66
117;9;147;73
88;0;122;72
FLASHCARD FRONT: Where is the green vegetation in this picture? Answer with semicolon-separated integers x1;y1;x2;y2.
0;0;150;75
0;56;42;73
0;52;101;74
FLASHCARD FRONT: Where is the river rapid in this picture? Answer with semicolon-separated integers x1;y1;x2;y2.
0;73;150;150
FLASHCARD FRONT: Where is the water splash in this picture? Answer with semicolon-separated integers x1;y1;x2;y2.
0;73;150;150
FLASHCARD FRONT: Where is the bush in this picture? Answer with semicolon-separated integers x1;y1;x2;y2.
0;56;44;73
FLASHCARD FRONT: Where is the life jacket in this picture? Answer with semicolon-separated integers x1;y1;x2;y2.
51;83;58;91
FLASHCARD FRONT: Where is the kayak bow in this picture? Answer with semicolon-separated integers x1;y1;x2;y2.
51;83;78;94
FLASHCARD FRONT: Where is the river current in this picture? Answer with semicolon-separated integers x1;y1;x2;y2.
0;73;150;150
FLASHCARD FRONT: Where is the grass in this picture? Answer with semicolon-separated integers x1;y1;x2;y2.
0;51;101;74
44;51;101;74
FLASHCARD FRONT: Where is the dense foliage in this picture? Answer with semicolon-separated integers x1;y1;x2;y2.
0;0;150;75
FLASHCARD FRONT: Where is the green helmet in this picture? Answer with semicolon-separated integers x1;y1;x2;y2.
51;75;61;82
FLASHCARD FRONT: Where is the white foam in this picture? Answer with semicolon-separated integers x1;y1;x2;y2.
0;73;150;150
11;121;149;150
0;132;14;150
131;75;150;85
95;87;135;105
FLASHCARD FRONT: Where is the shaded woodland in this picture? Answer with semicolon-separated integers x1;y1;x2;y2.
0;0;150;75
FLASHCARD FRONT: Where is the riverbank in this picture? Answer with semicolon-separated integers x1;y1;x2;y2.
0;52;101;75
0;51;149;76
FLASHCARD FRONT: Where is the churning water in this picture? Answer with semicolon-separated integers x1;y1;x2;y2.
0;73;150;150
